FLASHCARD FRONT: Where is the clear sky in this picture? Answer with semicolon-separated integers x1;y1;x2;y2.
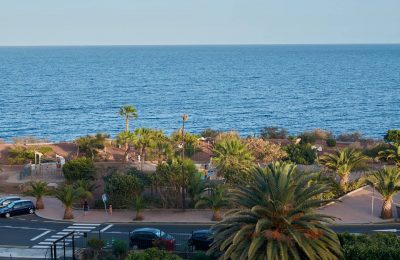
1;0;399;46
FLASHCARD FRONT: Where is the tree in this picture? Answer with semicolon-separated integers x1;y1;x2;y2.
119;105;138;133
209;162;342;259
319;148;367;191
365;167;400;219
195;185;229;221
27;181;47;209
104;172;143;208
117;131;137;162
171;130;200;158
135;128;156;170
260;126;287;140
62;157;96;183
187;172;206;207
244;137;287;164
55;185;84;219
152;130;172;165
384;130;400;144
74;180;95;202
75;133;107;160
212;137;254;184
378;143;400;168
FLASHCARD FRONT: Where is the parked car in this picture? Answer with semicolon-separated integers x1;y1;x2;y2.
129;228;175;251
0;196;21;208
0;200;35;218
188;229;214;251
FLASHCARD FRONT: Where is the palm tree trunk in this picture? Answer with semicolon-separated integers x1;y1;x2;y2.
381;198;393;219
140;146;145;171
125;115;129;132
36;197;44;210
63;206;74;219
339;174;349;192
134;211;144;221
212;209;222;221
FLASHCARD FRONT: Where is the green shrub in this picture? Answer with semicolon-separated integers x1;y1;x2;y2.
112;239;127;258
192;251;218;260
87;238;105;250
260;126;288;140
104;172;143;208
298;132;317;145
8;146;53;165
337;131;363;142
363;143;390;158
284;143;316;165
62;157;96;183
384;130;400;144
339;232;400;260
200;128;221;139
326;138;337;147
125;248;182;260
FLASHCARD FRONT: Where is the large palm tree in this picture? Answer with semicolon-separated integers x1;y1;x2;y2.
28;181;47;210
55;185;84;219
212;137;254;184
210;162;342;260
119;105;138;133
195;185;229;221
365;167;400;219
117;131;137;162
378;143;400;168
134;128;155;171
152;130;172;165
319;148;367;192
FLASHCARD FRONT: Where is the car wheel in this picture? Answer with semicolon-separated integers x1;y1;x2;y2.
5;213;10;218
29;209;34;214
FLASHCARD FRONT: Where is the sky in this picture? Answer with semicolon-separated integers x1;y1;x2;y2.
0;0;399;46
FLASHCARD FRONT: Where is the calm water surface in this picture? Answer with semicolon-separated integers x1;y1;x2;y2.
0;45;399;141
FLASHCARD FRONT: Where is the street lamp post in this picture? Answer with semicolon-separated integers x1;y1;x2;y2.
181;114;188;210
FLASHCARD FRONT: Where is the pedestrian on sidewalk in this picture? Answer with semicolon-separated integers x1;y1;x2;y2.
109;204;113;216
83;200;89;216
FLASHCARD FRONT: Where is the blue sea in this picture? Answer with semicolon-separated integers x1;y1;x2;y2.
0;45;399;142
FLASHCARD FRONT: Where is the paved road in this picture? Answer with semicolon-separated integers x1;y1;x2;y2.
1;214;400;258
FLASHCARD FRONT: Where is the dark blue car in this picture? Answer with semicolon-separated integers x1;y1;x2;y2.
0;200;35;218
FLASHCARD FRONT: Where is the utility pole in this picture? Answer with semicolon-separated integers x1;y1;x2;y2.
181;114;188;210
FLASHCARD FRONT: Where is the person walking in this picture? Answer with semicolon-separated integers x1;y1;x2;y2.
83;200;89;216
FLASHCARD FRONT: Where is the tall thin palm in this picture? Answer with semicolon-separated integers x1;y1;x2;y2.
135;128;155;170
210;162;342;260
28;181;47;210
378;143;400;168
212;138;254;184
319;148;367;191
365;167;400;219
195;185;229;221
55;185;84;219
119;105;138;132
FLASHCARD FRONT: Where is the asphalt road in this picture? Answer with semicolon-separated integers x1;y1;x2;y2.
1;214;400;254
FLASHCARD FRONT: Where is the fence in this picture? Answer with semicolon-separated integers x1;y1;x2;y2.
45;229;207;259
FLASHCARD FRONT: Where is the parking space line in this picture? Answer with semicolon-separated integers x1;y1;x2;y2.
100;224;113;232
31;230;51;241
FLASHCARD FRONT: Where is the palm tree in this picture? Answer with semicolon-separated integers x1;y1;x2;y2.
74;180;95;203
153;130;172;165
195;185;229;221
212;137;254;184
117;131;137;162
55;185;83;219
319;148;367;192
28;181;47;210
210;162;342;259
119;105;138;133
378;143;400;168
133;195;146;221
134;128;155;171
365;167;400;219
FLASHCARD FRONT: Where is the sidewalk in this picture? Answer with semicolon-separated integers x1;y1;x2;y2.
32;196;215;224
9;185;400;224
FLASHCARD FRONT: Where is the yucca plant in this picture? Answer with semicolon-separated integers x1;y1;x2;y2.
319;148;367;192
133;195;146;221
209;162;342;260
195;185;229;221
365;167;400;219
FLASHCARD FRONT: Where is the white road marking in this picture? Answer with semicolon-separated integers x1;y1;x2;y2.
31;230;51;241
32;245;50;249
73;223;100;226
51;235;63;238
57;232;69;235
38;242;54;245
373;229;397;232
63;229;91;232
45;238;58;242
0;225;52;231
100;224;113;232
